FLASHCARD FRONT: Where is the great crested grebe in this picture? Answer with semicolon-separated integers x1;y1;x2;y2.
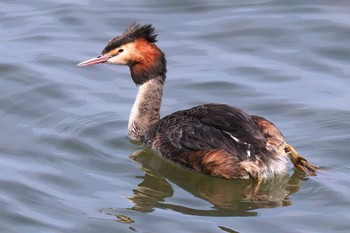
77;23;318;185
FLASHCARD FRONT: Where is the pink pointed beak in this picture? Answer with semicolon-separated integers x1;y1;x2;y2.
76;54;111;67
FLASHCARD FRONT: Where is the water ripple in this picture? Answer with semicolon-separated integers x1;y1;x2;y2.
0;1;349;233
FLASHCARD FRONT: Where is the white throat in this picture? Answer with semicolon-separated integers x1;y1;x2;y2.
128;77;164;142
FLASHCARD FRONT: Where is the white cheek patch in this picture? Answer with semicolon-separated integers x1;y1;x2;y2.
106;51;130;65
106;56;120;64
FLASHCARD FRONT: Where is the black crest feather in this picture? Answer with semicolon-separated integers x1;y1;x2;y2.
102;23;158;54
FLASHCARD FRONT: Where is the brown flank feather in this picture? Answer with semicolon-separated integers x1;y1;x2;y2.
173;149;249;179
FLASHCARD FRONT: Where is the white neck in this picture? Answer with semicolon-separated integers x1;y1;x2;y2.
128;77;164;143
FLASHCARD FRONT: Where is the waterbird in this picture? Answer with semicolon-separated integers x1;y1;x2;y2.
77;23;318;190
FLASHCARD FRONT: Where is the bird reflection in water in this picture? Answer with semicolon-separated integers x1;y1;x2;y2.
101;149;308;221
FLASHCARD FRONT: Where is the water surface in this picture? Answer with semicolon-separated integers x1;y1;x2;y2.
1;0;350;232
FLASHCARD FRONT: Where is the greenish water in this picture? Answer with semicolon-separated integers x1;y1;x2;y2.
1;0;349;232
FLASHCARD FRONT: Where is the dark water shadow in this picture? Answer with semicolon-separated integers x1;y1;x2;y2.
101;149;307;221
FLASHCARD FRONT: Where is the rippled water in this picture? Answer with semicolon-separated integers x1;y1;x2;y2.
1;0;350;232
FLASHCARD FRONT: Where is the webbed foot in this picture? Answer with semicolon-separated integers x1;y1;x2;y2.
284;144;319;175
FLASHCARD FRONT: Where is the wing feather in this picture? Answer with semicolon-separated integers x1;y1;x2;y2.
147;104;267;161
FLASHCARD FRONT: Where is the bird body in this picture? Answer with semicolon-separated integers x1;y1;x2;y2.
146;103;288;179
77;23;318;182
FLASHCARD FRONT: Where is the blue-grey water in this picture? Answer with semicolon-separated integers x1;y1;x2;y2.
1;0;350;232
